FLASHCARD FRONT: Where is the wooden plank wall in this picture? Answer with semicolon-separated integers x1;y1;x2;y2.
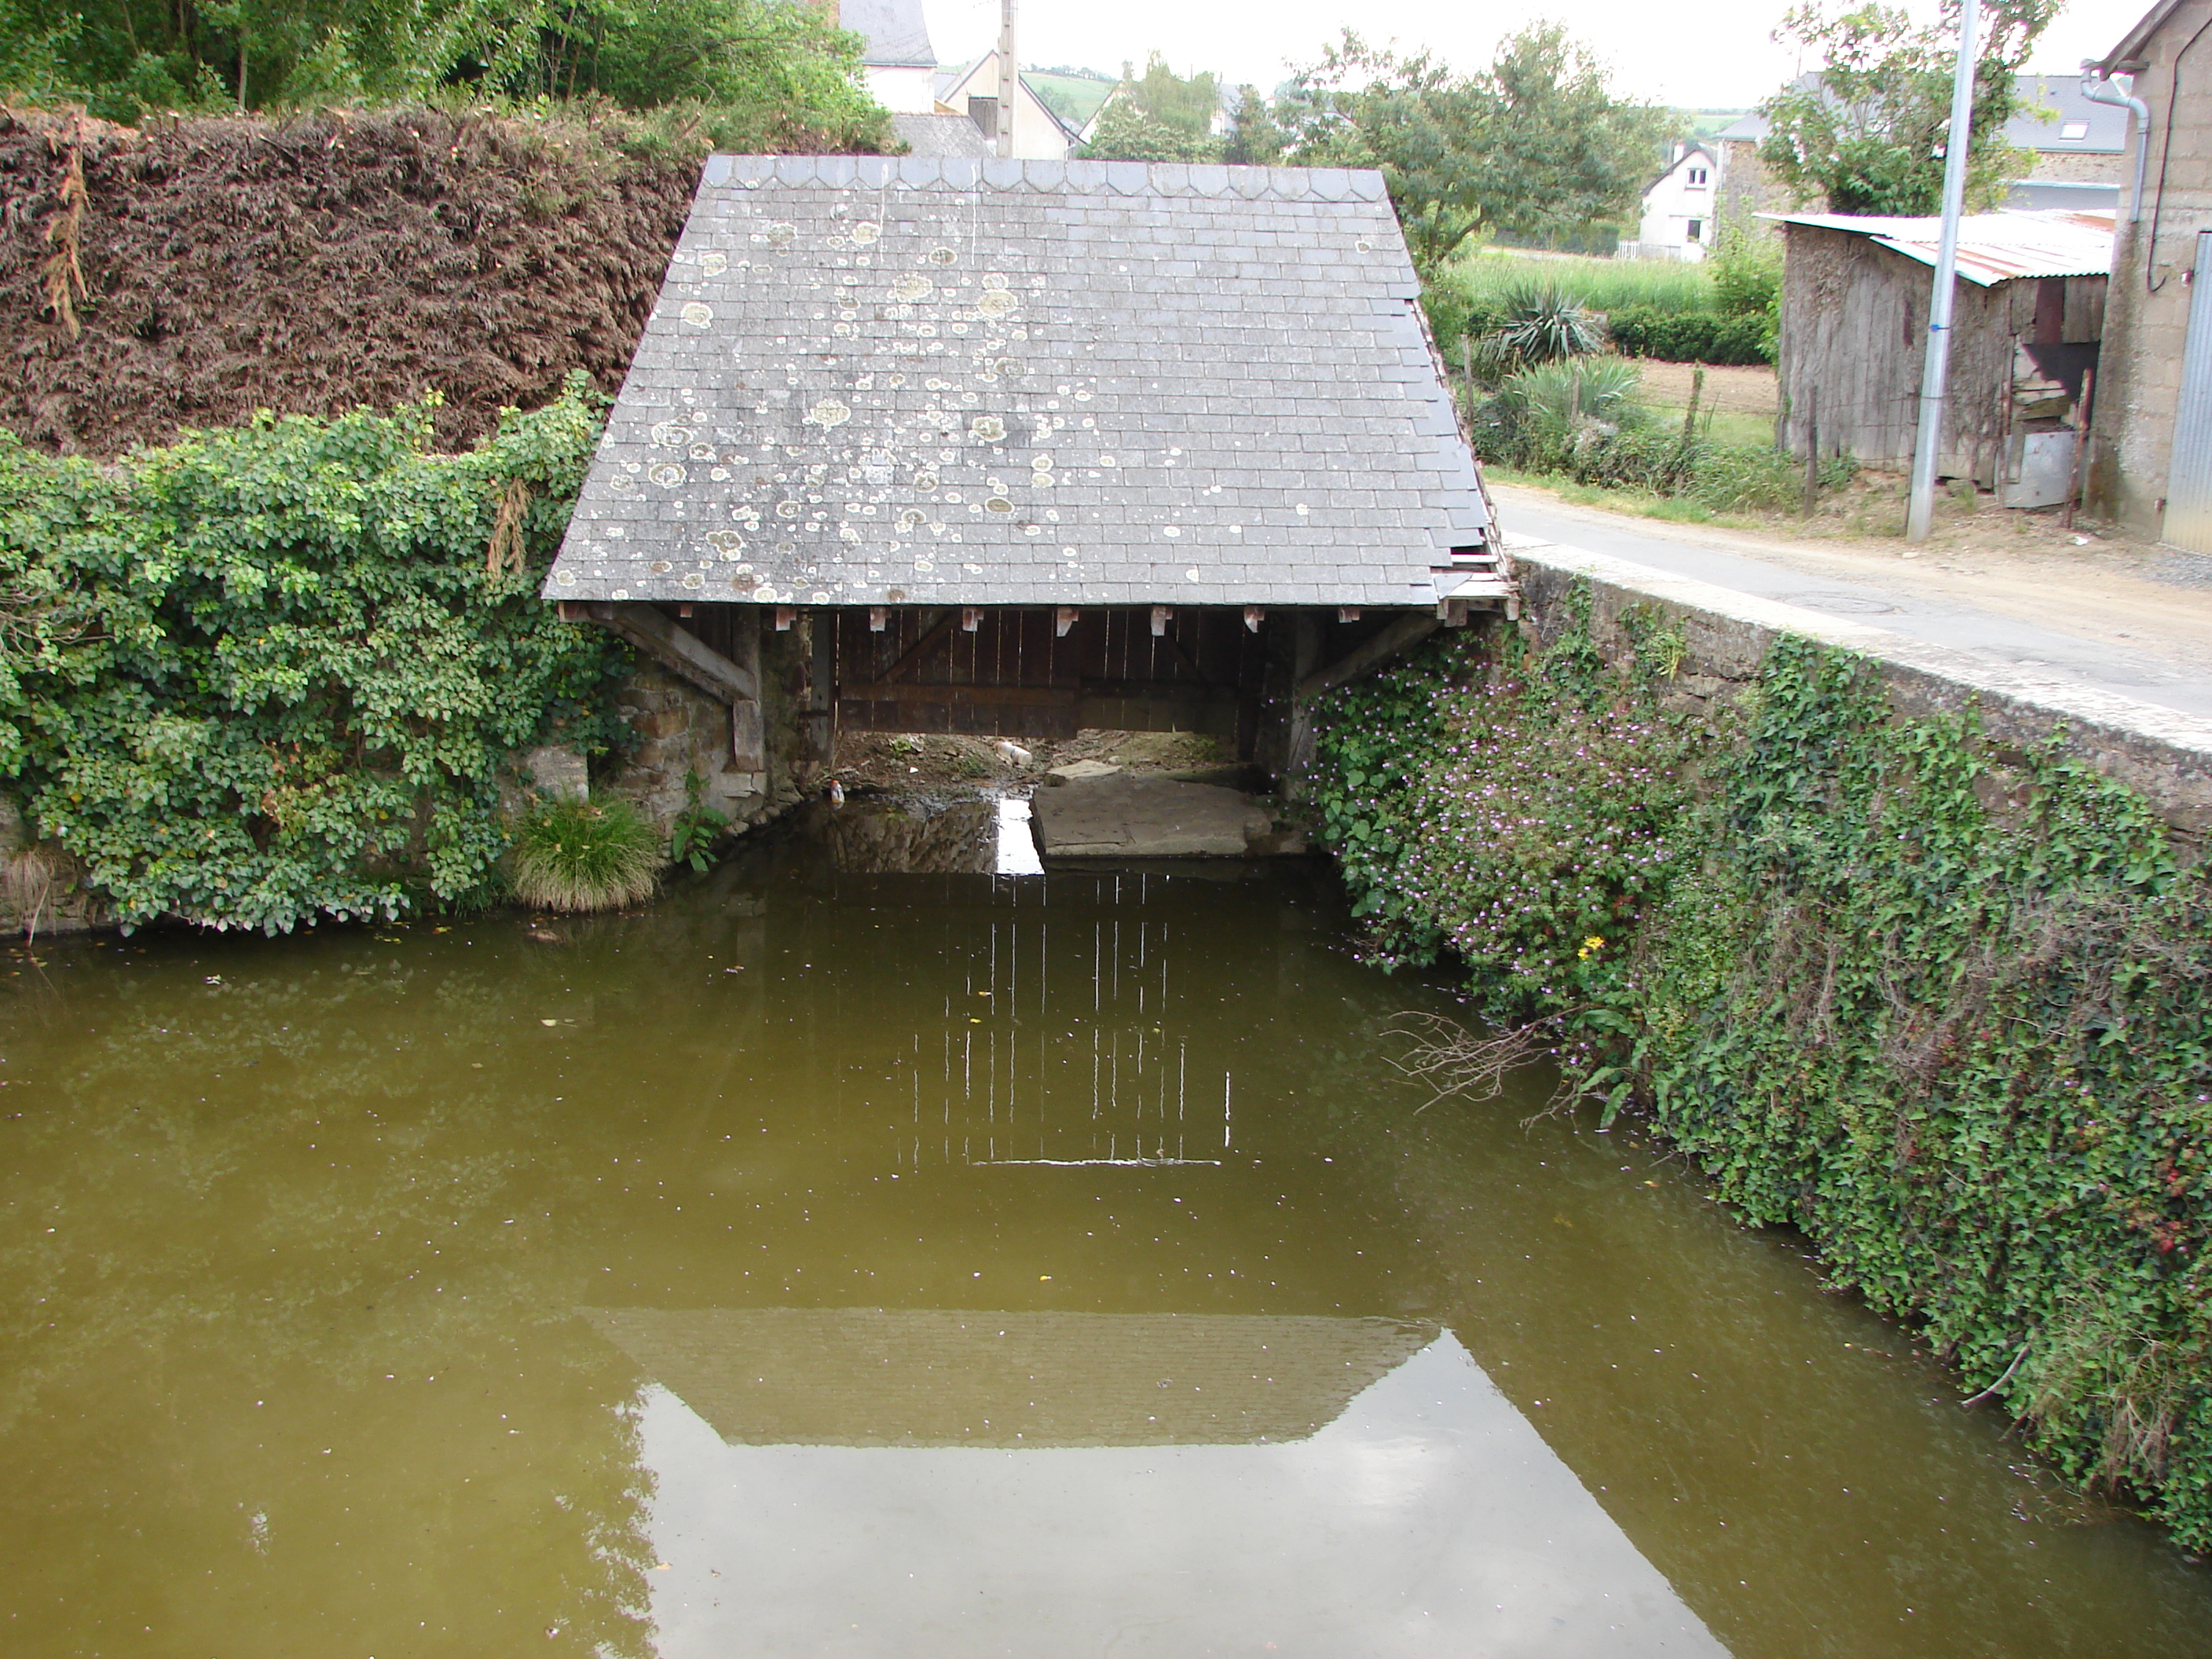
1778;223;2107;487
832;606;1268;745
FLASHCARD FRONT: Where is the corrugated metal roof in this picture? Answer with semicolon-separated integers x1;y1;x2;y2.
1765;208;2114;285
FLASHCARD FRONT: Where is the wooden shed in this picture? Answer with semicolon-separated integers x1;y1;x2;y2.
1774;210;2111;504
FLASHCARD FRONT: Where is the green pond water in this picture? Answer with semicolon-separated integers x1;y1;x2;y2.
3;809;2210;1657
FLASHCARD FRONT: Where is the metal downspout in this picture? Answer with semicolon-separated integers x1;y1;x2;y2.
2080;67;2152;224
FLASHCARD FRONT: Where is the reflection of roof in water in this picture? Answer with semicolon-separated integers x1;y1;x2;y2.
584;1308;1435;1448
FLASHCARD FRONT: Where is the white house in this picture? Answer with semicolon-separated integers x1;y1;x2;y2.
839;0;938;114
1623;143;1718;262
932;56;1086;159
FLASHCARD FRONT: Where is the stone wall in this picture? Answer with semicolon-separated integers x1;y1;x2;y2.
1506;544;2212;848
0;800;104;937
2089;0;2212;534
599;615;823;829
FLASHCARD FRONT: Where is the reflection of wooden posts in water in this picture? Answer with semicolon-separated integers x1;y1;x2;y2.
899;883;1231;1169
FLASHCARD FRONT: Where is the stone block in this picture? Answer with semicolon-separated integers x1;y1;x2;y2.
1031;775;1275;857
521;745;589;802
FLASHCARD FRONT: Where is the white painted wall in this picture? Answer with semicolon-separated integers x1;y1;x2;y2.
1631;146;1717;263
936;59;1075;159
865;62;939;115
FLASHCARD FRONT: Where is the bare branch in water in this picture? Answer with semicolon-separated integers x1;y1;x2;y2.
1386;1009;1572;1115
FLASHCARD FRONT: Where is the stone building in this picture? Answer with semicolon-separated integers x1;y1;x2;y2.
2086;1;2212;547
542;156;1511;808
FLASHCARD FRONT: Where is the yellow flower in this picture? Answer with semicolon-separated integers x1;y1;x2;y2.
1577;935;1606;960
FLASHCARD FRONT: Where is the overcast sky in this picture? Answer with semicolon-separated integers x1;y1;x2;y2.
922;0;2127;110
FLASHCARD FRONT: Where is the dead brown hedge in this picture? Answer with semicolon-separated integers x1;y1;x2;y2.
0;106;703;454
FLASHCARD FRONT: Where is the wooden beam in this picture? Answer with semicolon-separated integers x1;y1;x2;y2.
727;607;765;772
961;606;983;632
868;606;888;632
841;679;1240;707
775;606;797;632
1243;606;1264;633
842;683;1079;708
1149;606;1170;637
1295;611;1442;701
584;602;759;706
1338;606;1362;623
1056;606;1079;639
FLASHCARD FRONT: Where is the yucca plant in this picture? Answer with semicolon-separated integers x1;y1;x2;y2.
1495;355;1644;430
1474;280;1604;376
510;797;662;912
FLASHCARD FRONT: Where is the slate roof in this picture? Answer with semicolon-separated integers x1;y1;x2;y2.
889;112;993;158
543;156;1492;611
842;0;933;68
1716;74;2130;155
585;1307;1437;1447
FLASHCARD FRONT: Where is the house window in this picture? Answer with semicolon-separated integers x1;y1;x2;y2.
2060;120;2090;140
968;94;1000;139
1687;218;1704;242
1687;167;1708;185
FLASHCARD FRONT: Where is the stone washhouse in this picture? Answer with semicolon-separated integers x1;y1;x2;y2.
542;155;1512;818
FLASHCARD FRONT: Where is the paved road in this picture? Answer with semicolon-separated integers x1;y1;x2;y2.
1500;500;2212;722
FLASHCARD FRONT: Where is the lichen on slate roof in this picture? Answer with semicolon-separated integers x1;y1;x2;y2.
544;156;1491;610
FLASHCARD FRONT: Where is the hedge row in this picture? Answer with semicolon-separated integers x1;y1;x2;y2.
1604;305;1773;366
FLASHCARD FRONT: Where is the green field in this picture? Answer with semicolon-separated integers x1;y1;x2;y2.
1449;250;1719;316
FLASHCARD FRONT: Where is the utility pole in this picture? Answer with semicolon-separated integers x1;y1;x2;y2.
996;0;1018;160
1904;0;1983;541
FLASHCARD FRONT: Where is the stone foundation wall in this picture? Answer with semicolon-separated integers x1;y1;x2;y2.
0;801;104;937
1507;544;2212;847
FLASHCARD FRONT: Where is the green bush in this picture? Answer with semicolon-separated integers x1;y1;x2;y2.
0;375;632;932
1605;306;1772;365
510;797;661;912
1307;613;2212;1550
1708;231;1782;320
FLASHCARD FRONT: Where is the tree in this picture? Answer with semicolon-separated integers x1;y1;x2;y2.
1221;83;1284;165
1757;0;2061;214
0;0;888;151
1276;27;1665;273
1079;52;1221;163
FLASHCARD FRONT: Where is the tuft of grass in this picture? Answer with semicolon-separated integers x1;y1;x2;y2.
510;797;662;913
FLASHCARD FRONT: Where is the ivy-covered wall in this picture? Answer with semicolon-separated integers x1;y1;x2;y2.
1307;597;2212;1547
0;375;632;933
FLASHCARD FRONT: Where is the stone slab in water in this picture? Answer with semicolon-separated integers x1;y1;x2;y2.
1046;759;1122;782
1031;775;1274;857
